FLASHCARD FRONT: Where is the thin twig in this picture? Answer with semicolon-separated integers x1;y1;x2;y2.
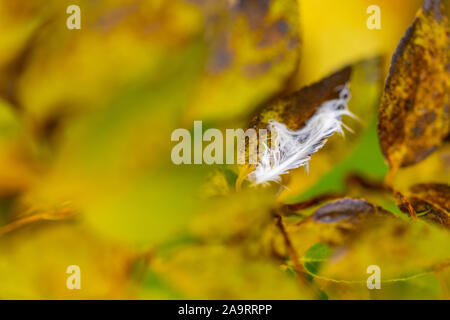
0;209;76;236
285;193;344;212
275;214;322;299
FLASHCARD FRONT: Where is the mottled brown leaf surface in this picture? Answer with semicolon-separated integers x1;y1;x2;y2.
411;183;450;211
248;66;351;132
402;183;450;227
378;0;450;170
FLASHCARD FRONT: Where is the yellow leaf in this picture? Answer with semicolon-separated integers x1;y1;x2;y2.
378;0;450;173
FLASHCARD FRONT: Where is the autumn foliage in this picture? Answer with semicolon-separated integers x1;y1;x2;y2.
0;0;449;299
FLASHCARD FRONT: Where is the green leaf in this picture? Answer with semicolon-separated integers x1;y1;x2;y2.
303;242;333;276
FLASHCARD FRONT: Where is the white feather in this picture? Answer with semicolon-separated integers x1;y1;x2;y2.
248;84;355;186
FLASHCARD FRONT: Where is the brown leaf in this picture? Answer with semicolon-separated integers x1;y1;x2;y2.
411;183;450;211
248;66;351;132
312;198;392;225
378;0;450;172
403;183;450;227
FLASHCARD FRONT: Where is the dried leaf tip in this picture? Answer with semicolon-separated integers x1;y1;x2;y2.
248;84;355;186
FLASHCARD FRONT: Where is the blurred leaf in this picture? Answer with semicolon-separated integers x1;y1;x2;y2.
0;0;42;71
378;0;450;172
317;219;450;285
147;243;306;299
0;223;134;299
447;0;450;18
24;40;208;245
286;198;450;299
284;198;394;260
0;99;36;196
199;168;236;198
295;0;419;89
135;268;184;300
311;198;392;224
186;0;301;122
392;142;450;191
188;188;276;242
320;272;442;300
303;243;332;276
16;0;204;128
